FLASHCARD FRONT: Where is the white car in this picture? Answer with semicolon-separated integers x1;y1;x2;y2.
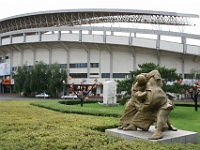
61;94;77;99
35;93;50;98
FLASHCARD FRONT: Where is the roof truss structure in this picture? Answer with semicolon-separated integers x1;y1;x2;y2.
0;9;199;34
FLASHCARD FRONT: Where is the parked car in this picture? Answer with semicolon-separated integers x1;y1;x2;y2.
61;94;77;99
35;93;50;98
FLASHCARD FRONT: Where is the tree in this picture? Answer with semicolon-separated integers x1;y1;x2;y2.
13;65;28;95
13;61;67;97
116;63;182;104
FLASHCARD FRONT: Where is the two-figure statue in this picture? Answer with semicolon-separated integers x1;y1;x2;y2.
118;70;177;140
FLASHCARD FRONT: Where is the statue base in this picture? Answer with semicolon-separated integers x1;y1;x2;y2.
98;102;119;106
106;126;198;144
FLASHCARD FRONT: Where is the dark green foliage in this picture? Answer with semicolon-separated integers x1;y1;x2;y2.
31;100;123;118
131;62;159;76
119;96;130;105
131;62;181;82
59;100;103;105
116;63;184;105
116;77;135;98
13;61;67;98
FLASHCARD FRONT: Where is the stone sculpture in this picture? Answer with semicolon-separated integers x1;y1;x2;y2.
118;70;177;140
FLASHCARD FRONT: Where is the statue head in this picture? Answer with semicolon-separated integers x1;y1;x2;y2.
136;74;147;86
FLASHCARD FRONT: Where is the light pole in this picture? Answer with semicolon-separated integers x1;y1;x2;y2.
189;81;200;111
62;80;66;95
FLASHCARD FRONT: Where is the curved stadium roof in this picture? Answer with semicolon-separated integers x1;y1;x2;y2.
0;8;199;34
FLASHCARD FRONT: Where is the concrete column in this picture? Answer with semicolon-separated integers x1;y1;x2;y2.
10;51;13;78
103;30;106;43
58;31;61;40
88;30;92;34
110;51;113;79
181;57;185;79
38;32;42;41
10;35;12;44
182;36;187;53
33;49;36;66
156;34;160;49
129;32;132;45
87;49;90;79
79;30;82;42
21;50;24;66
23;33;26;42
181;36;186;78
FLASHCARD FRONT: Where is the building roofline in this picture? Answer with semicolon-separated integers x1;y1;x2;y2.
0;8;199;22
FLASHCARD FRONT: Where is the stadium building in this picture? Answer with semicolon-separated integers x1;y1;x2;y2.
0;8;199;94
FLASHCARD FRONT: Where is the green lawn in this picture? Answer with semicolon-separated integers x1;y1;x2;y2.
0;100;199;150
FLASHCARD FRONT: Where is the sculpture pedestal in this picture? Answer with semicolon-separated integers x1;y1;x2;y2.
106;126;198;144
98;102;119;106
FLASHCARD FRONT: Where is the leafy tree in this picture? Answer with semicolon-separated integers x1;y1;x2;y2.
13;61;67;98
116;63;182;104
13;65;28;95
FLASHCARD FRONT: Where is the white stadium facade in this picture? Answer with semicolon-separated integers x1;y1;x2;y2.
0;8;200;95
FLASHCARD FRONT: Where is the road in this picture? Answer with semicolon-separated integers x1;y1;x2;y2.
0;93;42;101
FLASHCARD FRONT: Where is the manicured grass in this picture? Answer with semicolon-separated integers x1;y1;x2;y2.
0;100;200;149
32;100;200;142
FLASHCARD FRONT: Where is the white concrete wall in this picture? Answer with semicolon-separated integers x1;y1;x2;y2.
2;31;200;82
61;33;79;42
184;57;200;73
12;36;23;43
42;34;58;41
160;52;182;73
23;49;33;65
112;48;133;72
36;48;49;63
26;35;39;43
100;49;110;73
132;37;157;49
1;38;10;45
160;41;183;53
12;51;21;67
136;48;158;67
187;45;200;55
107;35;129;45
52;48;67;64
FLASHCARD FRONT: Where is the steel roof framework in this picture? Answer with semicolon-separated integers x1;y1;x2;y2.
0;9;198;34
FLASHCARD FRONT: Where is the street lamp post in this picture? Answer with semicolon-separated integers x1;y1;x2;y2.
189;81;200;111
62;80;66;95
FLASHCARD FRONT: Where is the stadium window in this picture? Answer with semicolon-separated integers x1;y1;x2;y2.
81;63;87;68
90;63;99;68
184;74;194;79
59;64;67;68
113;73;131;78
196;74;200;80
70;64;76;68
101;73;110;78
70;63;87;68
69;73;87;78
90;73;99;75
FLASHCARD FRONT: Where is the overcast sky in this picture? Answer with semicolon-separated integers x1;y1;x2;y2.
0;0;200;34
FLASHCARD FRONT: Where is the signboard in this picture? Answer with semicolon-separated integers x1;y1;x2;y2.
2;79;14;85
0;62;11;76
